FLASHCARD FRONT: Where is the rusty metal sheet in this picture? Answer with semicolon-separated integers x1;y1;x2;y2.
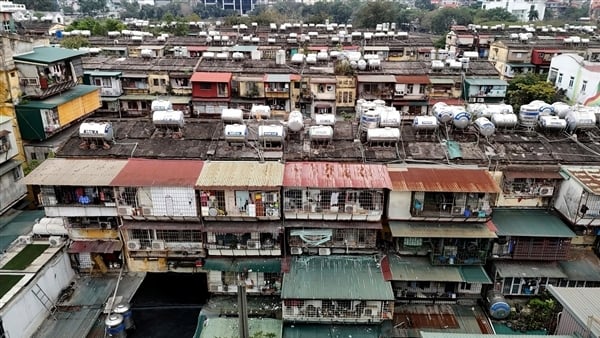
388;167;500;193
283;162;391;189
110;159;203;187
68;240;122;253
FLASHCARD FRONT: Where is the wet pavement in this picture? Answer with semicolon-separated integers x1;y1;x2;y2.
127;272;208;338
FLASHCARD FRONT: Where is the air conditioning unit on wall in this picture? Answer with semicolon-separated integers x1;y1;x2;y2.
247;240;261;249
49;236;64;247
152;240;166;250
127;239;141;251
539;186;554;196
290;247;303;255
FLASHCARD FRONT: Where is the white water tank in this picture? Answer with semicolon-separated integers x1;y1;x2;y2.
519;104;541;127
491;114;518;128
357;59;367;70
202;52;215;59
379;108;401;127
552;102;572;118
360;108;380;131
224;124;248;143
152;110;185;128
232;52;244;61
308;125;333;141
413;115;439;130
306;54;317;64
538;115;567;130
467;103;488;118
452;110;472;129
315;113;336;126
79;122;114;141
566;109;597;131
275;50;286;64
287;110;304;132
373;99;386;107
221;108;244;124
251;105;271;119
151;100;172;112
32;218;68;236
474;117;495;137
291;54;305;64
367;127;400;143
258;125;285;142
433;102;453;123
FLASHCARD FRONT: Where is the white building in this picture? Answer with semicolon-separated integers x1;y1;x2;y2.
548;285;600;338
480;0;547;22
548;54;600;106
0;115;27;214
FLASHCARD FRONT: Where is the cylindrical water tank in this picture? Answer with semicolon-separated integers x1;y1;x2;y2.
224;124;248;143
221;108;244;124
315;113;336;126
413;115;439;130
474;117;495;137
519;104;540;127
113;303;135;331
79;122;114;141
486;291;510;319
251;105;271;119
152;110;185;128
360;109;380;131
105;314;126;338
538;115;567;130
367;127;400;143
565;109;597;131
151;100;172;112
308;125;333;141
373;99;386;107
433;102;452;123
32;218;68;236
379;108;401;127
452;110;472;129
552;102;572;118
467;103;488;119
491;114;518;128
258;125;285;142
287;110;304;132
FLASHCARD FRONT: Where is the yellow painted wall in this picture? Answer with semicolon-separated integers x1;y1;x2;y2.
148;73;169;94
57;89;101;126
69;228;119;240
126;257;168;272
1;69;26;161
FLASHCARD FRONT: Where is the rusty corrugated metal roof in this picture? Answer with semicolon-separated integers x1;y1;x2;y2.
388;167;500;192
68;240;122;253
283;162;391;189
196;161;284;188
21;158;128;186
190;71;232;82
110;159;203;187
396;75;430;84
563;167;600;195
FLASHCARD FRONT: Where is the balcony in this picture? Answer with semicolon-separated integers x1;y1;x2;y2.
282;301;392;323
283;189;384;221
20;77;77;99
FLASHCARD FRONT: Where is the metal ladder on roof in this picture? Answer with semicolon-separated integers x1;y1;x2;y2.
31;283;57;320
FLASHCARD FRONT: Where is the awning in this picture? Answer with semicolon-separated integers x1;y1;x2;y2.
284;220;382;229
310;77;336;84
386;255;464;282
68;240;122;254
121;73;148;78
460;266;492;284
491;209;575;238
503;171;562;180
494;261;567;278
356;75;396;83
101;97;119;102
202;258;281;273
121;221;200;230
314;103;332;109
389;222;497;239
203;222;282;233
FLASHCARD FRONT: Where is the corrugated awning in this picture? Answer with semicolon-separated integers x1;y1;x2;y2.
111;159;203;187
196;161;284;189
460;266;492;284
121;73;147;78
121;221;199;230
396;75;430;84
202;258;281;273
284;220;382;229
494;261;567;278
503;171;562;180
283;162;391;189
387;255;464;282
356;75;396;83
68;240;122;253
389;221;497;239
203;222;282;233
21;158;128;186
190;72;232;82
387;166;500;193
491;209;575;238
310;77;336;83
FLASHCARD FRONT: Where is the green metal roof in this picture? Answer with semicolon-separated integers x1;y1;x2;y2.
559;259;600;282
491;209;576;238
460;266;492;284
387;255;464;282
199;318;282;338
13;47;87;64
230;45;258;52
429;78;455;85
283;324;381;338
281;256;393;300
202;258;281;273
84;71;122;77
464;78;508;86
17;85;99;109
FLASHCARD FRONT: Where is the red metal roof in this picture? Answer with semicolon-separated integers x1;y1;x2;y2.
283;162;391;189
190;72;232;82
388;167;500;193
186;46;209;52
396;75;430;84
111;159;204;187
68;240;122;253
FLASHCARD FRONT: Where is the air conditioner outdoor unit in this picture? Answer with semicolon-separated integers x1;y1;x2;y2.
290;247;303;255
247;240;261;249
151;240;166;250
99;221;112;229
318;248;331;256
18;235;33;245
117;207;133;216
395;90;405;96
127;239;141;251
142;207;152;216
49;236;64;247
539;186;555;196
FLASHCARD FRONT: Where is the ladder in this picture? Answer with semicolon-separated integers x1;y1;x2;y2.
31;284;57;320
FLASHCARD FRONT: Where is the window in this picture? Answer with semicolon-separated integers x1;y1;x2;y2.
582;80;587;93
31;152;37;160
12;168;22;180
199;82;211;90
557;73;563;83
407;84;414;94
568;76;574;88
419;85;425;94
153;79;159;86
127;101;137;109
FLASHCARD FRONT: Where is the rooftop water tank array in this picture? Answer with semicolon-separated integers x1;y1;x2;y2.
413;115;439;130
224;124;248;143
538;115;567;130
308;125;333;142
566;108;597;131
519;100;553;128
152;110;185;128
367;127;400;144
221;108;244;124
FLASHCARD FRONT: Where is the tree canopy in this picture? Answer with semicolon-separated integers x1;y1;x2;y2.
67;18;125;36
59;35;90;49
14;0;57;11
506;73;566;112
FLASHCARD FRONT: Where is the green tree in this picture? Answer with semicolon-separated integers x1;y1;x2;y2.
528;6;539;21
474;8;518;23
423;7;474;34
14;0;57;12
506;73;566;112
415;0;435;11
79;0;107;16
59;35;90;49
352;0;407;29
